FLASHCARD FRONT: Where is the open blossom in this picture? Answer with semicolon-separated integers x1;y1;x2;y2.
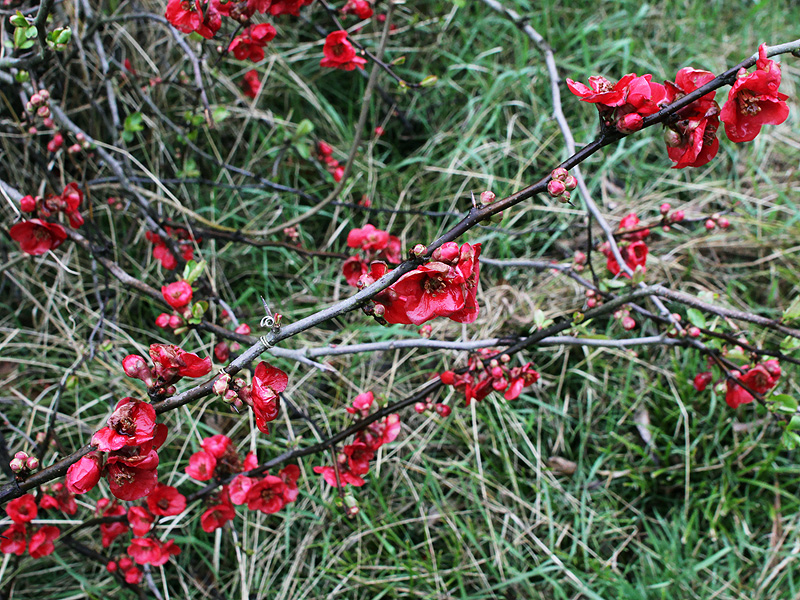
373;242;481;325
165;0;219;38
720;44;789;143
441;349;540;405
250;361;288;434
725;360;781;409
320;31;367;71
242;70;262;98
107;463;158;501
128;537;181;566
229;24;277;62
201;502;236;532
341;0;372;19
27;526;59;559
7;495;37;524
149;344;212;380
39;483;77;515
0;523;27;555
186;450;217;481
348;224;390;251
147;484;187;516
92;398;157;452
604;241;648;277
567;73;666;132
9;219;67;255
96;499;129;547
161;280;193;309
201;434;232;458
245;476;286;513
66;452;103;494
663;67;720;168
128;506;155;536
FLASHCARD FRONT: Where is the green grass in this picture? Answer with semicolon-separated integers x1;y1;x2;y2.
2;0;800;598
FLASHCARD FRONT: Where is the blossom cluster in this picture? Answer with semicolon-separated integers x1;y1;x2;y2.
342;223;402;287
694;359;781;409
318;140;347;182
212;361;288;433
145;226;198;270
1;494;62;558
363;241;482;326
599;212;650;277
313;392;401;489
185;434;300;525
10;183;86;256
568;44;789;169
440;349;540;405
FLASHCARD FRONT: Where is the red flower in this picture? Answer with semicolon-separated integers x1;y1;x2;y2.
343;441;373;475
347;224;389;251
604;241;648;277
124;567;143;584
320;31;367;71
106;463;158;501
66;452;103;494
505;363;540;400
720;44;789;143
147;484;187;516
7;495;37;524
376;242;481;325
149;344;212;379
693;371;713;392
201;503;236;532
128;506;155;536
201;434;232;458
9;219;67;255
92;398;157;451
229;474;256;504
165;0;203;34
279;465;301;503
245;476;286;513
229;24;277;62
96;499;129;547
250;361;288;434
242;70;262;98
341;0;373;19
39;483;77;515
567;74;636;107
618;213;650;241
186;450;217;481
161;280;193;309
725;362;781;409
663;67;721;168
346;391;374;416
268;0;312;16
0;524;27;555
567;73;666;132
313;465;365;487
28;525;59;559
342;256;368;287
128;537;181;566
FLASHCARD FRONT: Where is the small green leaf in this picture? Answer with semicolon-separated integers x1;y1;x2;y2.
295;141;310;160
10;12;30;27
788;414;800;432
25;25;38;39
124;112;144;133
770;394;798;414
182;260;206;284
212;106;229;122
295;119;313;138
56;27;72;45
783;296;800;321
13;27;26;49
782;430;800;449
686;308;706;328
192;301;209;319
15;70;30;83
420;75;438;87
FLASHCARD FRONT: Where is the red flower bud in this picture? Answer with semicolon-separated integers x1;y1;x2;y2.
547;179;566;197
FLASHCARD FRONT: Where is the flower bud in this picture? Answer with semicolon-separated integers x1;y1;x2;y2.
500;354;510;363
26;456;39;470
38;89;49;101
480;190;496;204
563;175;578;191
15;451;28;461
547;179;566;197
20;195;36;212
616;112;643;133
37;106;51;119
107;561;118;573
705;219;715;230
234;378;246;388
550;167;568;181
235;323;251;335
10;458;24;473
410;243;427;258
119;557;133;571
43;117;54;128
155;313;171;328
414;402;427;414
434;403;452;417
586;297;597;308
28;127;37;135
213;373;231;396
232;398;244;411
168;315;182;328
660;203;671;215
432;242;459;263
558;190;571;204
573;251;586;265
418;324;432;338
622;316;636;330
718;217;730;229
671;210;685;223
224;389;238;402
372;303;386;317
688;326;701;338
30;93;42;106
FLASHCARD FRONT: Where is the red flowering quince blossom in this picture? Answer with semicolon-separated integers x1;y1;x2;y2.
147;484;187;516
161;280;193;309
201;501;236;533
567;73;666;132
65;452;103;494
165;0;219;39
27;526;60;559
725;359;781;409
268;0;313;17
720;44;790;143
7;494;37;523
229;24;277;62
106;462;159;501
127;537;181;566
374;242;482;325
618;213;650;241
9;219;67;256
250;361;288;434
185;450;217;481
440;349;540;405
348;224;390;251
320;31;367;71
92;398;157;452
604;241;648;277
202;433;232;458
693;371;713;392
149;344;213;380
341;0;373;19
0;523;27;555
242;69;262;98
128;506;155;536
662;67;721;168
313;464;365;487
96;499;129;547
39;483;78;515
245;476;287;513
